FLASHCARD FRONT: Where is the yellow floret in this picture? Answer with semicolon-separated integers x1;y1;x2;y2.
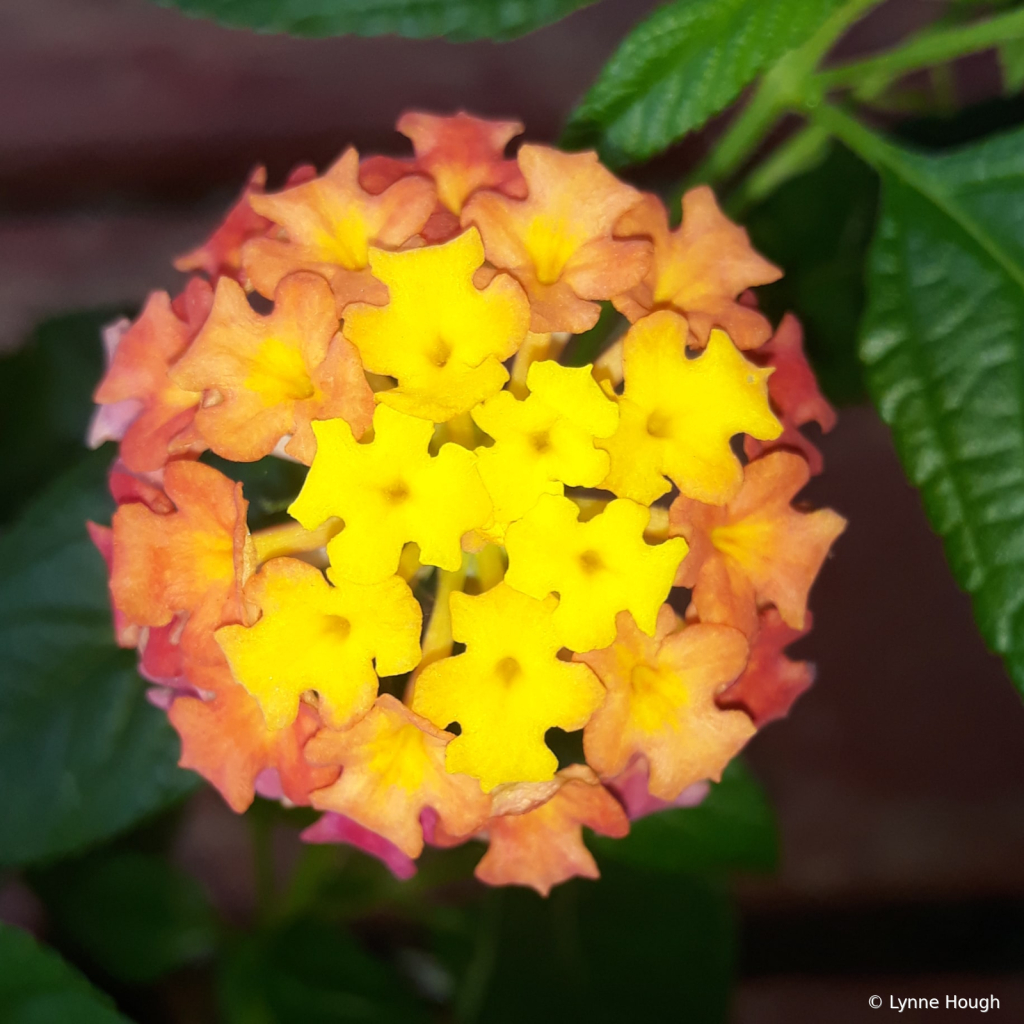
472;359;618;536
216;557;421;731
342;228;530;422
288;405;493;584
411;583;604;791
597;310;781;505
504;494;689;652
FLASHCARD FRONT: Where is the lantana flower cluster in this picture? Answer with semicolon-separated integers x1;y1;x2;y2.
88;113;845;895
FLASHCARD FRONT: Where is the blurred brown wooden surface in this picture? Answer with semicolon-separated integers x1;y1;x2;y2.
1;0;655;350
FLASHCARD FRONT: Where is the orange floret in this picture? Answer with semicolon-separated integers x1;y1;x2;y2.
474;765;629;896
462;145;650;333
670;451;846;637
306;695;490;858
718;608;815;727
613;188;781;349
360;113;526;245
109;460;256;655
92;278;213;473
168;657;338;813
170;272;373;464
576;607;753;800
397;111;526;214
242;148;436;314
743;313;838;474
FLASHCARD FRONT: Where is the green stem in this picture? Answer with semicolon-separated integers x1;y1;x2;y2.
806;101;910;172
818;7;1024;91
683;0;880;192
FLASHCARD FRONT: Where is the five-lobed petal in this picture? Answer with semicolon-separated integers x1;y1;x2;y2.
577;607;754;800
411;583;605;791
343;228;530;422
504;494;688;652
597;311;782;505
462;145;651;333
243;147;436;314
358;112;526;244
289;405;493;584
614;187;781;348
670;450;847;636
306;694;491;858
110;460;255;655
215;557;421;731
171;272;373;464
397;111;526;214
474;764;629;895
472;359;618;535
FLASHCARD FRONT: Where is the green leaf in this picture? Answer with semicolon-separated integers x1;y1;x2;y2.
744;142;878;405
859;124;1024;694
32;851;217;985
588;759;777;874
563;0;838;167
0;308;126;525
463;866;734;1023
219;919;430;1023
0;450;197;867
0;922;131;1024
152;0;601;41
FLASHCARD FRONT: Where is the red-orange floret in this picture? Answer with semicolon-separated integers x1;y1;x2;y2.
743;313;838;474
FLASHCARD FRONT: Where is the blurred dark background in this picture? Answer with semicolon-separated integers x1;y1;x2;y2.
4;0;1024;1019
